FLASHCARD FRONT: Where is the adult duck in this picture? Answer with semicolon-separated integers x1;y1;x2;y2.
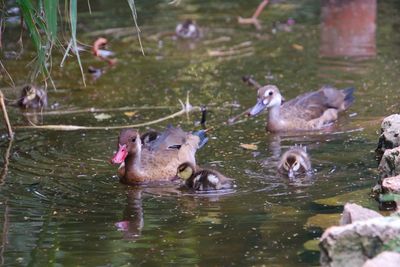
176;162;234;192
110;126;208;185
249;85;355;132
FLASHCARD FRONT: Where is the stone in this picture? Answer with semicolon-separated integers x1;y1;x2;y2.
379;147;400;178
382;175;400;194
376;114;400;159
362;251;400;267
320;216;400;267
340;203;383;225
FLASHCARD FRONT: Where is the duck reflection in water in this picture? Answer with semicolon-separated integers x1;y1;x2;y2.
115;188;144;240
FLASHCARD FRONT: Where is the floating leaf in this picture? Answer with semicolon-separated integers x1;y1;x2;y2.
124;111;137;117
94;113;112;121
292;43;304;51
240;143;258;150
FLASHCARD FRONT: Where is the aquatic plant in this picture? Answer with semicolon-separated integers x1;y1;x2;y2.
1;0;142;86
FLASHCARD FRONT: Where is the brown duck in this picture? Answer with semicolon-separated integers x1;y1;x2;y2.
176;162;234;192
110;126;208;185
249;85;355;132
278;145;312;179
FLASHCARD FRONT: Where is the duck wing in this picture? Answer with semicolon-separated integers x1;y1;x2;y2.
148;126;187;151
281;86;355;121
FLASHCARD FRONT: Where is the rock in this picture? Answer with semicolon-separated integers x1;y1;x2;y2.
382;175;400;194
340;203;382;225
362;251;400;267
376;114;400;160
320;216;400;267
378;147;400;178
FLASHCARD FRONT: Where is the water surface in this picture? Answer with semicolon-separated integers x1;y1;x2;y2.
1;0;400;266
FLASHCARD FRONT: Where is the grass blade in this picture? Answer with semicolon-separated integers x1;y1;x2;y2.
127;0;145;55
44;0;59;42
70;0;86;86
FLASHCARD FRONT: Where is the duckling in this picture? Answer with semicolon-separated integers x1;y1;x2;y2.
17;85;47;109
175;19;200;39
176;162;234;192
249;84;355;132
278;146;312;179
110;126;208;184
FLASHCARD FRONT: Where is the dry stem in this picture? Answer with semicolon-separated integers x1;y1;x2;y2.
0;91;13;139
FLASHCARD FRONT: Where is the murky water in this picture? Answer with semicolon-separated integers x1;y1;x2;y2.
1;0;400;266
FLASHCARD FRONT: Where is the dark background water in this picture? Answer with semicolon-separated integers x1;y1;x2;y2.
1;0;399;266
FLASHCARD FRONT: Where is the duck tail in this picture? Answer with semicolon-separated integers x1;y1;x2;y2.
192;130;209;149
341;87;355;109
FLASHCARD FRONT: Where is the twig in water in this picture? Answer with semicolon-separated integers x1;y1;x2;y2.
23;105;175;116
0;140;12;187
0;199;9;266
242;75;262;89
0;91;13;139
16;100;199;131
200;105;207;129
227;107;251;125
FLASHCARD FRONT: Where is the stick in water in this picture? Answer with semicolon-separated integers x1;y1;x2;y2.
0;91;13;139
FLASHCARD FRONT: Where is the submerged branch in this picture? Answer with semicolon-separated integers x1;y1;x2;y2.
23;105;176;116
16;99;199;131
0;91;13;139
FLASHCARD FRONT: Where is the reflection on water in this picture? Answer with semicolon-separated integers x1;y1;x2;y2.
1;0;399;266
320;0;376;58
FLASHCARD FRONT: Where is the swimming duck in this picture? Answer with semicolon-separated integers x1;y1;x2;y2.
249;85;355;132
175;19;200;39
17;85;47;109
110;126;208;185
278;145;312;179
176;162;234;192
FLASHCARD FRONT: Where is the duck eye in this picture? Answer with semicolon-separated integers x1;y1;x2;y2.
268;91;273;96
132;138;136;142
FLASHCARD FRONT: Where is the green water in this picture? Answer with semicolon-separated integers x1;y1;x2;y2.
1;0;400;266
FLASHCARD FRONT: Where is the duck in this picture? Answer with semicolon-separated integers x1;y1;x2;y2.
249;84;355;132
110;126;208;185
176;162;234;192
175;19;200;39
17;85;47;109
278;145;312;179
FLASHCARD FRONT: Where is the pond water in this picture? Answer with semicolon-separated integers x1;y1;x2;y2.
1;0;400;266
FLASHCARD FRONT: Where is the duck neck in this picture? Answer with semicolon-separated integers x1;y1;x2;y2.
267;104;282;129
125;151;142;175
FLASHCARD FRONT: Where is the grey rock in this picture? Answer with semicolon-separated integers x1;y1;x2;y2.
320;216;400;267
376;114;400;160
382;175;400;194
340;203;382;226
362;251;400;267
379;147;400;178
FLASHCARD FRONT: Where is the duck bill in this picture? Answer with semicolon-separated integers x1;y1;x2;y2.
111;144;128;164
249;100;267;116
288;168;296;179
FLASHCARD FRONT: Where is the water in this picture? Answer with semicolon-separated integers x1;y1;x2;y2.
1;0;399;266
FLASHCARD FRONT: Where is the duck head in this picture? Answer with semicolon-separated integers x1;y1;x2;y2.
19;85;47;109
111;129;142;164
176;162;195;181
280;146;310;179
175;19;199;39
249;85;283;116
